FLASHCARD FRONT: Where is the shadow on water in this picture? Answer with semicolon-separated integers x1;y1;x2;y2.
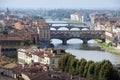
53;42;101;51
80;43;101;51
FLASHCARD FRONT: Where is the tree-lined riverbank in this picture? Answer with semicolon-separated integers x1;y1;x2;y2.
98;42;120;55
58;54;120;80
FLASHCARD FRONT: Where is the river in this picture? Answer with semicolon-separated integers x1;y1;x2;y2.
47;20;120;64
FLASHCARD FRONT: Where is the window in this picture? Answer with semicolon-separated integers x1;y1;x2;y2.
52;59;55;64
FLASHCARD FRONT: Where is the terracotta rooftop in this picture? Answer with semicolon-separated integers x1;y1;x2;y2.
7;63;87;80
0;33;24;41
0;61;9;66
0;36;24;41
33;50;53;58
3;63;18;69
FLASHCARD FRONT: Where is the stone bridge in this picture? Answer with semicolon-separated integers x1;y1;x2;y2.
50;30;105;44
48;22;90;30
50;26;90;30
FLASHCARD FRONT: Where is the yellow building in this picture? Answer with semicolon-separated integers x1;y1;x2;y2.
14;22;24;30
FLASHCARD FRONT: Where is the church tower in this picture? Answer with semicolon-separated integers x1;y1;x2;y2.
4;8;10;20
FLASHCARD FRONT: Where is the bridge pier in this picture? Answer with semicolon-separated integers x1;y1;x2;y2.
68;23;70;26
83;39;88;44
79;28;82;30
68;28;71;31
56;28;59;30
62;39;67;45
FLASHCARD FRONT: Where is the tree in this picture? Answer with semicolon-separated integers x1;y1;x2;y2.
87;63;95;80
94;62;102;80
58;54;68;71
98;60;112;80
58;55;120;80
58;54;74;71
65;55;76;72
69;58;78;75
110;69;120;80
83;60;94;78
75;59;81;75
78;58;87;77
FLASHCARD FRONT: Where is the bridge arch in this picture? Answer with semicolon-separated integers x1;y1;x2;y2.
67;38;83;43
81;27;90;30
50;30;105;45
83;38;105;44
51;38;105;45
50;28;56;30
50;39;62;44
58;27;69;30
51;38;83;45
87;39;96;43
70;28;80;30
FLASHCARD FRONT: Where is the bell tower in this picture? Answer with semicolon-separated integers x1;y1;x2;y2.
4;8;10;20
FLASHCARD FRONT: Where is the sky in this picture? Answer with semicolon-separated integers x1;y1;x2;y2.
0;0;120;9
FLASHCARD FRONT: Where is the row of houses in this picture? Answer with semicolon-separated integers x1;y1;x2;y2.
0;60;87;80
18;47;64;69
0;60;62;80
90;12;120;48
0;47;71;80
0;47;87;80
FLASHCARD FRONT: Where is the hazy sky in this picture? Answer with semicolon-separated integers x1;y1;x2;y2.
0;0;120;9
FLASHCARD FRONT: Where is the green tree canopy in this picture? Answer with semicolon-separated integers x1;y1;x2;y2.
98;60;112;80
83;60;94;78
87;63;95;80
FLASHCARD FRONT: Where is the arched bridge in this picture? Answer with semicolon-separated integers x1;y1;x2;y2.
50;26;90;30
48;22;87;26
48;22;90;30
50;30;105;44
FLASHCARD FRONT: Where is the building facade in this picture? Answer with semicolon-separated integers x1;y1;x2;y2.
91;12;120;48
18;47;63;68
34;20;50;48
71;13;84;22
0;34;24;58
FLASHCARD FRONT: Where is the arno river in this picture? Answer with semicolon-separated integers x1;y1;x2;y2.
47;20;120;65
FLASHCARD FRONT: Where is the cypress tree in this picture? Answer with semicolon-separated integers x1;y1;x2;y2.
94;62;102;80
83;60;94;78
98;60;112;80
69;58;78;75
78;58;87;77
87;63;95;80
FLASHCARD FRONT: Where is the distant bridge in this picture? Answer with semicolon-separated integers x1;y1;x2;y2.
50;26;90;30
50;30;105;45
48;22;87;25
48;22;90;30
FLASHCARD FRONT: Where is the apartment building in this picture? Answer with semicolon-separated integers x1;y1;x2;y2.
71;13;84;22
18;47;64;68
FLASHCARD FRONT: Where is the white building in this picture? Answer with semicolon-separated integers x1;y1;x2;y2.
18;47;62;68
70;13;84;22
112;24;120;48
